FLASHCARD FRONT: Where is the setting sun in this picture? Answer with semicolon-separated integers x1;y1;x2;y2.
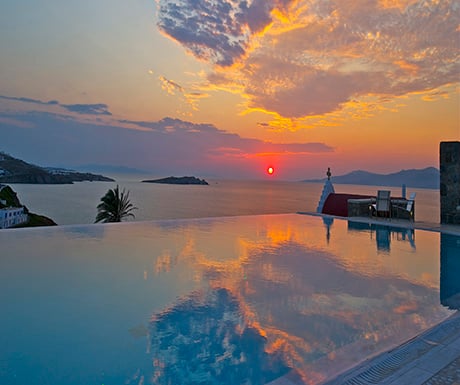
267;166;274;175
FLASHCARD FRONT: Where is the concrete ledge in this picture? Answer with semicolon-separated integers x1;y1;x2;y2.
323;312;460;385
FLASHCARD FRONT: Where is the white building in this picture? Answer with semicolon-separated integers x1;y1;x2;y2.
0;207;28;229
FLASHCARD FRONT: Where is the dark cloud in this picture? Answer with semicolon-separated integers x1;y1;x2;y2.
0;105;333;178
239;0;272;33
0;95;113;116
0;95;58;105
119;117;225;134
61;103;112;116
157;0;296;66
157;0;246;66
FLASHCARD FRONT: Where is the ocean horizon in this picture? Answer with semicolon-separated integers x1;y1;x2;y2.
7;177;440;226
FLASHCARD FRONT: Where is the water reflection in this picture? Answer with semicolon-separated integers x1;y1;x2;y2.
322;216;334;244
144;216;455;383
0;214;458;385
149;288;292;385
348;221;416;252
345;220;460;313
60;223;107;239
440;233;460;310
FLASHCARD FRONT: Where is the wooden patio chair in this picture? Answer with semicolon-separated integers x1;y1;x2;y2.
369;190;391;218
393;192;416;221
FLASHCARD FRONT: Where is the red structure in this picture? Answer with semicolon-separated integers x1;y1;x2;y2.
321;193;373;217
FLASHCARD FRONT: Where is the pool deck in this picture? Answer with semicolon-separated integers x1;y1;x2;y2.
289;213;460;385
324;311;460;385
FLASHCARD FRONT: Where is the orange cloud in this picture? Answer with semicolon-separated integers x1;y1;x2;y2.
394;60;420;75
159;75;210;111
158;1;459;120
378;0;419;10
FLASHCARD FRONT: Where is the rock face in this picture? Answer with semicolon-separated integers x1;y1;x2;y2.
142;176;209;185
23;213;58;227
0;184;21;207
0;152;114;184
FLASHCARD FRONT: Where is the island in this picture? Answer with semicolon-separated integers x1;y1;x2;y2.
0;152;114;184
142;176;209;185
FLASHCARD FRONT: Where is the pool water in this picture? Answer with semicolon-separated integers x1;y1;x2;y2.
0;214;458;384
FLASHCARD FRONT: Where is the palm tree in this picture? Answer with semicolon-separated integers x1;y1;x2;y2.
95;185;137;223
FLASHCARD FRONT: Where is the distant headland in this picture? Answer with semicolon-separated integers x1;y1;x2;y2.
142;176;209;185
303;167;439;189
0;152;114;184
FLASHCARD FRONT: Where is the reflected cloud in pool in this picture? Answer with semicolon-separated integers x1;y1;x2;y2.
149;288;292;385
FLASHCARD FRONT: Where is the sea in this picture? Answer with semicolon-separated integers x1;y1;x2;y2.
8;176;440;226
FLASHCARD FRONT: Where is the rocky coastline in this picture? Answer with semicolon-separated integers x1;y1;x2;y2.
0;152;114;184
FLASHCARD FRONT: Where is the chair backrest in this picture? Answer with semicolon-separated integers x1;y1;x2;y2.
406;192;416;211
376;190;391;211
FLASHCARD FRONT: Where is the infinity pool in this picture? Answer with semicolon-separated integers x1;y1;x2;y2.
0;214;458;385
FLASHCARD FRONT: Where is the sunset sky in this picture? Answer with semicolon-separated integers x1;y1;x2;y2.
0;0;458;180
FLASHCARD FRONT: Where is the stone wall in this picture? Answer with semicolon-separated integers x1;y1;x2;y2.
440;141;460;225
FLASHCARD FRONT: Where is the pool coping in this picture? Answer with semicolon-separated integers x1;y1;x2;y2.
266;309;459;385
322;311;460;385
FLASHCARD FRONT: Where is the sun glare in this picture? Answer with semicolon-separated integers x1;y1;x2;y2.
267;166;274;175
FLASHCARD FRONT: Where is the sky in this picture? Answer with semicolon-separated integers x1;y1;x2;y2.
0;0;459;180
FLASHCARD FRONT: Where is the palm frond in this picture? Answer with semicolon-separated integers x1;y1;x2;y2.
95;185;137;223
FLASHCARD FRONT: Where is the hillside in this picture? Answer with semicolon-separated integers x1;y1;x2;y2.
0;152;114;184
303;167;439;189
0;184;57;227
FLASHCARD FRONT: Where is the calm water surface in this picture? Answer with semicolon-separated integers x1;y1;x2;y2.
9;178;439;225
0;214;457;385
